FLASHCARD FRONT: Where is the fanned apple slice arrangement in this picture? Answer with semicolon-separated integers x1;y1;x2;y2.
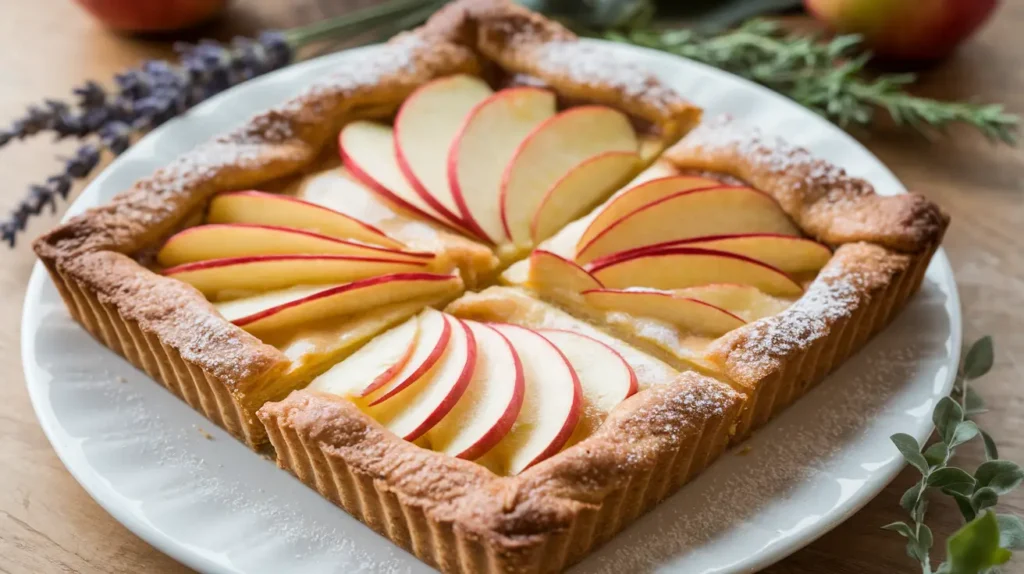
529;174;833;337
156;190;463;335
308;308;638;475
337;75;642;247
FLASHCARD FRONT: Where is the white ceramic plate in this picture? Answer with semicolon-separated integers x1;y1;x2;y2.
22;40;961;574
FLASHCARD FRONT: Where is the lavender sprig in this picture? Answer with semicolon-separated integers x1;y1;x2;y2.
1;32;294;247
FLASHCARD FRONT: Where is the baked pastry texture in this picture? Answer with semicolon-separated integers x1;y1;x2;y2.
33;1;947;572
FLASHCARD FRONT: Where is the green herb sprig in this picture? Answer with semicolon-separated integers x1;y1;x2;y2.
885;337;1024;573
609;20;1020;144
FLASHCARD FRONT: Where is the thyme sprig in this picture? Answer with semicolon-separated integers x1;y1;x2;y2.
609;20;1019;144
885;337;1024;574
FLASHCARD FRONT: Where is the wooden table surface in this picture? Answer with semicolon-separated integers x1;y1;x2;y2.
1;1;1022;573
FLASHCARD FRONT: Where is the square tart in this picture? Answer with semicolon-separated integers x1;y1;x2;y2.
32;0;699;450
31;1;948;572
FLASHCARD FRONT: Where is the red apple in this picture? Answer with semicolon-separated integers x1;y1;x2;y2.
73;0;228;32
804;0;999;61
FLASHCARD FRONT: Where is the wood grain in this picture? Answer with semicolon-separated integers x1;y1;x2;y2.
1;1;1021;573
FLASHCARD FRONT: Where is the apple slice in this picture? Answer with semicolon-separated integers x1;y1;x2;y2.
575;186;801;264
485;323;581;474
501;106;638;245
163;255;428;296
589;234;832;275
582;288;745;337
394;75;494;229
675;284;792;322
529;151;639;243
215;272;462;333
366;316;477;441
306;315;419;397
424;321;524;460
537;329;637;413
157;223;433;267
589;247;803;297
526;250;602;296
448;87;557;243
206;190;403;249
361;308;451;401
576;175;721;251
339;121;471;234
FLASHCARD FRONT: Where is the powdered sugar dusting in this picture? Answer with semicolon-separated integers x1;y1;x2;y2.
536;42;681;114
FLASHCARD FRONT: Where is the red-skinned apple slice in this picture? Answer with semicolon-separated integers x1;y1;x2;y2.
215;273;462;333
394;75;494;229
448;87;557;243
589;247;803;297
206;190;403;248
575;175;721;250
582;288;746;337
485;323;581;475
675;284;791;322
367;316;477;441
526;250;602;296
162;254;428;296
588;233;832;274
339;121;473;235
362;308;451;401
157;223;433;267
537;329;637;412
529;151;639;243
306;315;419;397
575;186;801;264
424;321;524;460
500;106;637;245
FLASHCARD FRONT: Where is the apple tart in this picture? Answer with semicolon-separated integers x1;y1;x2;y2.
33;0;947;572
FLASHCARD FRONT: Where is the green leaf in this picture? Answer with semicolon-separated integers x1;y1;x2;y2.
891;433;929;473
949;421;981;449
882;521;914;538
924;442;949;467
972;487;999;513
964;386;987;416
919;523;934;551
933;397;965;444
946;512;1012;573
929;467;976;492
963;336;994;380
981;430;999;461
901;481;924;514
949;491;977;522
997;514;1024;550
975;460;1024;495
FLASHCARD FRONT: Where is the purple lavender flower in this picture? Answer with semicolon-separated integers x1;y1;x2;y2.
1;32;295;247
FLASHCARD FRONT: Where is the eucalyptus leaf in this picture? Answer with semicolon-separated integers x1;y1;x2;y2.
949;491;977;522
919;523;934;551
997;514;1024;550
963;336;994;380
975;460;1024;494
928;467;976;492
924;442;949;468
964;386;987;416
933;397;965;445
882;521;914;538
946;512;1012;573
901;481;924;514
949;421;981;449
981;430;999;461
892;433;929;474
971;487;999;513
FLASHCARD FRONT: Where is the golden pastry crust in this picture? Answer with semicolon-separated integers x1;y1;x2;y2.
259;370;743;573
663;116;949;253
